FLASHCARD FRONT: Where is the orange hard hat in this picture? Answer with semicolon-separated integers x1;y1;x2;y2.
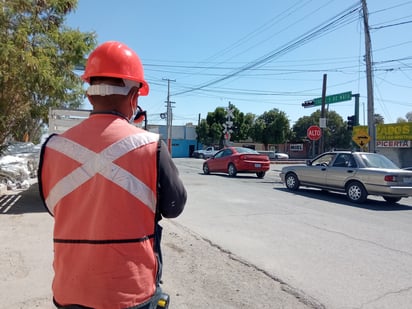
82;41;149;96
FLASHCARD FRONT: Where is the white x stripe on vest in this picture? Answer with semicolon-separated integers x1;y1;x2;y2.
45;132;159;215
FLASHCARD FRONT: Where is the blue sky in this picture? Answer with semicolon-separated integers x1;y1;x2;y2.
67;0;412;126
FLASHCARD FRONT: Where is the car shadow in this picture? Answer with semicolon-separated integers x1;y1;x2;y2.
0;183;47;215
199;173;267;180
275;187;412;211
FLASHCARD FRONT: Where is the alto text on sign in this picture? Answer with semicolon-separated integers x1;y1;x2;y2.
307;125;322;141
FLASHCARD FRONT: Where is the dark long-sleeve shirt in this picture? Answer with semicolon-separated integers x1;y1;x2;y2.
157;140;187;218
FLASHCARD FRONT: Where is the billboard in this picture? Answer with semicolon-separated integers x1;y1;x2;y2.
354;123;412;141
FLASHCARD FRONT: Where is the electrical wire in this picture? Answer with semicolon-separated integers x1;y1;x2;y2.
172;3;361;96
142;2;412;123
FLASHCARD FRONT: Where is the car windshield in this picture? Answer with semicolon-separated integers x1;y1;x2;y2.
234;147;259;154
358;153;399;169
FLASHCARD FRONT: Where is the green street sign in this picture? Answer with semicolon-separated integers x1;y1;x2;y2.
313;91;352;106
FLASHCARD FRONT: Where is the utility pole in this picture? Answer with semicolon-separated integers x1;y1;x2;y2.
362;0;376;152
197;113;201;150
353;93;360;126
163;78;176;154
319;74;327;154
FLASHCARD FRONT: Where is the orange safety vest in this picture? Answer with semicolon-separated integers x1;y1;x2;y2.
40;114;160;309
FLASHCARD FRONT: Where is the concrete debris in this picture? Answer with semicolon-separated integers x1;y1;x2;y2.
0;142;40;193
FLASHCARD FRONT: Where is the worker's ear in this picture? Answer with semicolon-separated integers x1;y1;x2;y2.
130;88;140;104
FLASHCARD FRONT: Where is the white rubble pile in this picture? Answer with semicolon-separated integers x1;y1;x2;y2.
0;142;40;193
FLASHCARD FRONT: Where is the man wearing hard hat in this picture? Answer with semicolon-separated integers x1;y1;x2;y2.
39;41;187;309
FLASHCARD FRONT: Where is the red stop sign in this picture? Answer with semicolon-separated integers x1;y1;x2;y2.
307;125;322;141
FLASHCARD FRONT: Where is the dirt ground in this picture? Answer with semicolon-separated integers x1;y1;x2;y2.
160;219;317;309
0;184;317;309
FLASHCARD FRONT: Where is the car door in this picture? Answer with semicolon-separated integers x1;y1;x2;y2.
213;148;233;172
207;150;223;171
298;153;335;186
325;153;357;189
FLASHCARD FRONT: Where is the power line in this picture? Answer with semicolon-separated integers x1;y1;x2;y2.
176;0;315;80
172;3;361;97
370;19;412;29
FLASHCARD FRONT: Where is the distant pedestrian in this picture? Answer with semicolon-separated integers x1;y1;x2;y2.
38;41;187;309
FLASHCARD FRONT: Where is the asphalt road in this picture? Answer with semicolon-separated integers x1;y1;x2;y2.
174;158;412;309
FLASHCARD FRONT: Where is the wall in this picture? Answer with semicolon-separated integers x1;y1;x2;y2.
48;108;90;134
376;147;412;168
147;124;198;158
170;140;197;158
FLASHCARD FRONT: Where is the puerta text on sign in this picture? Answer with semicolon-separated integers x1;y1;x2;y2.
307;125;322;141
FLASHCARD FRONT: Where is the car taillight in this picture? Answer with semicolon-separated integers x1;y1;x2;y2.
384;175;397;182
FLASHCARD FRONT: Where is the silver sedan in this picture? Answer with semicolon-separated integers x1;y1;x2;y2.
279;151;412;204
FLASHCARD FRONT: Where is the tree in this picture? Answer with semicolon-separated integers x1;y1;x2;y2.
395;112;412;123
291;115;314;142
195;119;209;146
374;113;384;124
195;107;226;146
293;110;351;152
228;108;254;142
406;112;412;122
250;109;290;149
195;104;256;147
0;0;96;150
240;112;255;140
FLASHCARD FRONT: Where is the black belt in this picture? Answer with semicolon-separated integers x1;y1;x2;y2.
53;233;155;244
53;290;162;309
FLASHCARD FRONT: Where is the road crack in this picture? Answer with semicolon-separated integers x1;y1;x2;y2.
360;285;412;308
303;222;412;258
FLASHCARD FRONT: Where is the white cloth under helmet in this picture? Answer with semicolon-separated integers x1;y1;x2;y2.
86;79;141;96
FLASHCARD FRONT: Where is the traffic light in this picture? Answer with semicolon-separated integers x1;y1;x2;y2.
302;100;315;108
347;115;355;130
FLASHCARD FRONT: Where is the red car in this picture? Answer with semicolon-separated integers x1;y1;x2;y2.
202;147;270;178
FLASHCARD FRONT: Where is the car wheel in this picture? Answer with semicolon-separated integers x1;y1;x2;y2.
199;154;204;159
203;163;210;175
383;196;402;203
285;172;300;191
228;163;237;177
256;171;265;178
345;181;367;203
